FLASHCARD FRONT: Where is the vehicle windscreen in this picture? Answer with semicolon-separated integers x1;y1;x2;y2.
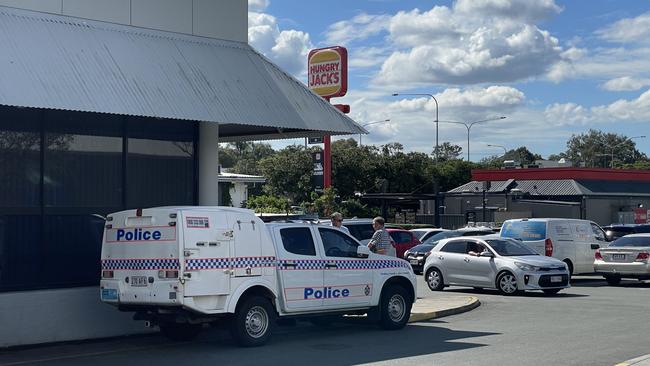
486;239;538;256
409;244;434;253
500;221;546;240
609;236;650;247
423;231;461;245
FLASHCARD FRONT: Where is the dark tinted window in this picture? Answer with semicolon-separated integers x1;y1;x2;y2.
486;239;537;256
462;230;494;236
424;231;462;244
634;225;650;234
440;241;467;253
319;228;359;257
346;223;374;241
389;231;412;244
0;215;42;291
409;244;434;253
280;228;316;256
610;236;650;247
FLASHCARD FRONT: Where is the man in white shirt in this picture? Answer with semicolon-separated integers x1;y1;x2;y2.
330;212;350;235
367;216;396;257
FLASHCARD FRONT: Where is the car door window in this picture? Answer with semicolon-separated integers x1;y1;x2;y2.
590;223;607;242
466;241;487;256
319;228;359;258
440;241;467;253
390;231;412;244
280;227;316;256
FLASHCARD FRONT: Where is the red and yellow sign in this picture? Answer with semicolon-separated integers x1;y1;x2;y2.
308;46;347;98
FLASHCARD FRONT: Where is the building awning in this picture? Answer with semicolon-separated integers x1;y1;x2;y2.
0;7;365;141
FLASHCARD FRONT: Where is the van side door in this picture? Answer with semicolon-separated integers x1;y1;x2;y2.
274;226;324;310
571;222;595;274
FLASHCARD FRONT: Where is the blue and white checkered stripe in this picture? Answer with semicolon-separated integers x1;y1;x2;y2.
186;256;276;271
277;259;411;270
278;259;324;270
101;258;180;271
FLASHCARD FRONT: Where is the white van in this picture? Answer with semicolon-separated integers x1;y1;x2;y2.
499;218;609;275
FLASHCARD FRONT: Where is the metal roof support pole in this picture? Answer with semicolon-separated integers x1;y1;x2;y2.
199;122;220;205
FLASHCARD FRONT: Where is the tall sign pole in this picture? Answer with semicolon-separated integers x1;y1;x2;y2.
308;46;348;189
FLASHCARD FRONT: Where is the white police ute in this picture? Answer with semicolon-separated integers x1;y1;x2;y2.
100;207;416;346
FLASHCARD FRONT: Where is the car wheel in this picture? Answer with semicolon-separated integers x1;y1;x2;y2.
563;260;573;280
497;272;519;296
230;296;276;347
604;275;622;286
542;288;561;295
425;268;444;291
378;285;412;330
159;323;202;341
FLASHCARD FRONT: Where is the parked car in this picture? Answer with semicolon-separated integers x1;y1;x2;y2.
423;236;570;295
386;228;421;258
602;224;650;241
500;218;609;276
410;228;448;242
339;219;375;244
404;243;435;274
594;233;650;285
421;227;495;245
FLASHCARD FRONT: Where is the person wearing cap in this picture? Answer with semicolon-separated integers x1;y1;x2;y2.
330;212;350;235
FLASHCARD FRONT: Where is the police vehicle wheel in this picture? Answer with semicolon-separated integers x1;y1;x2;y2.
159;323;202;341
425;268;444;291
379;285;412;330
231;296;276;347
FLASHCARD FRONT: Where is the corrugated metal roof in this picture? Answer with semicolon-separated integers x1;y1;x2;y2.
448;179;584;196
0;7;365;140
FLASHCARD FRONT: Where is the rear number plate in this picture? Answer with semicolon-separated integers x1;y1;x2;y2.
612;254;625;260
410;259;419;265
550;276;562;283
130;276;148;287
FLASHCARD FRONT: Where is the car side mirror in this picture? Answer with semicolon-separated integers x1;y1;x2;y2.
480;251;494;258
357;245;371;258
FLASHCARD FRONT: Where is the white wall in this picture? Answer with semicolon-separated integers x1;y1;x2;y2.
230;182;248;208
0;287;150;347
0;0;247;42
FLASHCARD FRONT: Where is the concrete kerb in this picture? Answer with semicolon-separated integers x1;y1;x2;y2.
408;296;480;323
615;354;650;366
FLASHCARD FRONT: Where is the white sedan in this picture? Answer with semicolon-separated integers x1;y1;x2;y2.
594;233;650;285
423;236;570;295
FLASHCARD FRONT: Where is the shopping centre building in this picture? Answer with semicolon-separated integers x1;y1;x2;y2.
0;1;363;347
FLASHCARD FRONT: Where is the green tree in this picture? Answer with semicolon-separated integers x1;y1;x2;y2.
433;142;463;161
258;145;313;203
433;160;477;192
245;194;290;213
331;138;378;198
563;129;644;168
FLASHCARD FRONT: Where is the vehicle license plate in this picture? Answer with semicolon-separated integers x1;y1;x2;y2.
130;276;148;287
410;259;419;265
612;254;625;261
101;288;118;301
550;276;562;283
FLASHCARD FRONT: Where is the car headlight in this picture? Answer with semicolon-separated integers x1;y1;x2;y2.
514;262;541;271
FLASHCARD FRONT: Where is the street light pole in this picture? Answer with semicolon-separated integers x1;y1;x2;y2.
438;116;506;161
487;143;507;156
359;119;391;146
392;93;439;162
601;135;646;168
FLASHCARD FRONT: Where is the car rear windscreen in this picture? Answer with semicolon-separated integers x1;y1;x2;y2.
500;221;547;241
609;236;650;247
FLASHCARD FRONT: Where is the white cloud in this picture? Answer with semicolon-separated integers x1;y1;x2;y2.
602;76;650;92
597;12;650;44
545;90;650;125
248;11;312;77
324;13;391;45
248;0;269;12
455;0;562;22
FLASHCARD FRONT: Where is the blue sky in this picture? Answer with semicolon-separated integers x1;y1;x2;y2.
248;0;650;161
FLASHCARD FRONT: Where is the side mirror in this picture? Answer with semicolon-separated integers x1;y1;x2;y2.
357;245;371;258
480;251;494;258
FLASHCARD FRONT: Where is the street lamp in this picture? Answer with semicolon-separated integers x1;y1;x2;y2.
437;116;506;161
392;93;439;162
487;144;507;156
601;135;646;168
359;119;391;146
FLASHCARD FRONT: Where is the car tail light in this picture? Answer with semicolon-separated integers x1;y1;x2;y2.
545;239;553;256
595;250;603;260
102;270;114;279
158;270;179;278
635;252;649;262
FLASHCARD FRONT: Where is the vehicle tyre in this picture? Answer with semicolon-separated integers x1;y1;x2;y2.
604;275;621;286
542;288;561;295
230;296;276;347
159;322;202;341
563;260;573;280
425;268;444;291
496;272;519;296
378;285;412;330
